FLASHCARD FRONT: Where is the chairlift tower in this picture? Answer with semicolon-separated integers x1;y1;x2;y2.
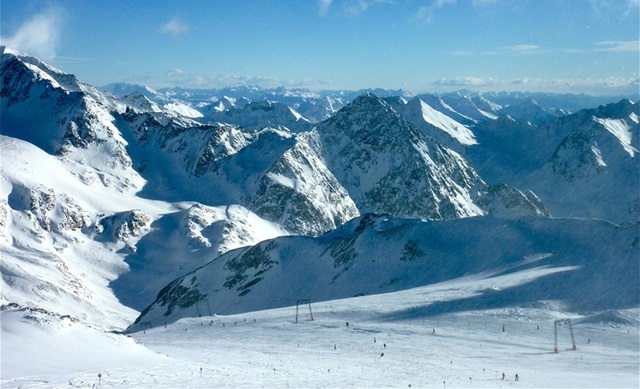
554;318;576;353
295;299;314;323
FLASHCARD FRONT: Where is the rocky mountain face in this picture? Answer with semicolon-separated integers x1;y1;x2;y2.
528;100;639;222
1;46;140;193
463;99;639;222
202;100;313;132
248;94;549;236
309;94;546;219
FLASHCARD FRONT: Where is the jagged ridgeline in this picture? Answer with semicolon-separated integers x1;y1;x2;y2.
1;46;638;330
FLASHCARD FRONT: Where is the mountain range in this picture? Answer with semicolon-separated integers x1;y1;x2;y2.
1;46;638;333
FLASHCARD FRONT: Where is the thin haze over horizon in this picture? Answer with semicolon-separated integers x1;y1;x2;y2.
1;0;639;95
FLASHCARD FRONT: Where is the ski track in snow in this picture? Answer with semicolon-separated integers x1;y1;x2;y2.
3;271;638;389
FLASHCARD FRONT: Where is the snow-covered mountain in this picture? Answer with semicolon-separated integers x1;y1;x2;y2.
134;214;638;326
298;93;546;220
528;99;639;222
1;47;637;337
386;96;477;152
0;49;292;326
120;91;163;113
111;90;548;235
465;100;640;222
0;47;139;192
202;100;313;132
100;82;166;101
498;98;559;126
3;49;534;329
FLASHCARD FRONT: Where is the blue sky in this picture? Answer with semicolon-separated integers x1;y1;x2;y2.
1;0;638;94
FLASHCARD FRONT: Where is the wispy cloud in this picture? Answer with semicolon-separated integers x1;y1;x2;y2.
413;0;503;23
595;40;639;52
589;0;639;18
0;6;64;61
549;76;638;89
502;44;539;52
318;0;333;16
158;16;189;35
472;0;498;5
431;76;638;94
414;0;457;23
164;68;332;89
431;76;500;87
491;44;542;55
318;0;393;16
344;0;394;15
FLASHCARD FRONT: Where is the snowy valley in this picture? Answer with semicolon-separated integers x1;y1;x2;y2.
1;46;639;388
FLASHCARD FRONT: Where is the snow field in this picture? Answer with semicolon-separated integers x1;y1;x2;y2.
3;271;638;388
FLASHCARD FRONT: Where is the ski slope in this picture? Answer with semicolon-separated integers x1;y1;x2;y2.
3;267;638;388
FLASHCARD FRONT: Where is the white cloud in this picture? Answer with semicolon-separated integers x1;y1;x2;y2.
343;0;394;16
158;16;189;35
595;40;639;52
431;76;500;86
414;0;457;23
492;44;541;55
504;44;539;52
0;7;64;61
549;77;637;88
318;0;393;17
430;76;638;94
318;0;333;15
163;68;331;89
472;0;498;6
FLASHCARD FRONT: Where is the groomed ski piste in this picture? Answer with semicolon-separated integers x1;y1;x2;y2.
3;266;638;388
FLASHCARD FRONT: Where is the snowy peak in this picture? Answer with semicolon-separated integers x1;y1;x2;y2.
203;100;312;132
1;50;136;188
549;100;639;181
204;96;239;113
412;98;476;146
416;94;479;124
499;98;559;126
100;82;164;101
312;93;546;220
592;99;639;157
1;46;83;95
121;91;163;113
593;116;638;157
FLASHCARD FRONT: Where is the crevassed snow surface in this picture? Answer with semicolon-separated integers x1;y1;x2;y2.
420;100;477;146
2;269;638;388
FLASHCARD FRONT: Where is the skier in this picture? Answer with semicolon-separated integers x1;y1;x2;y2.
380;352;384;358
515;373;519;381
501;372;505;380
384;343;386;349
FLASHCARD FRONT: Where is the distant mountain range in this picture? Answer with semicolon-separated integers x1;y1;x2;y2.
1;45;638;331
